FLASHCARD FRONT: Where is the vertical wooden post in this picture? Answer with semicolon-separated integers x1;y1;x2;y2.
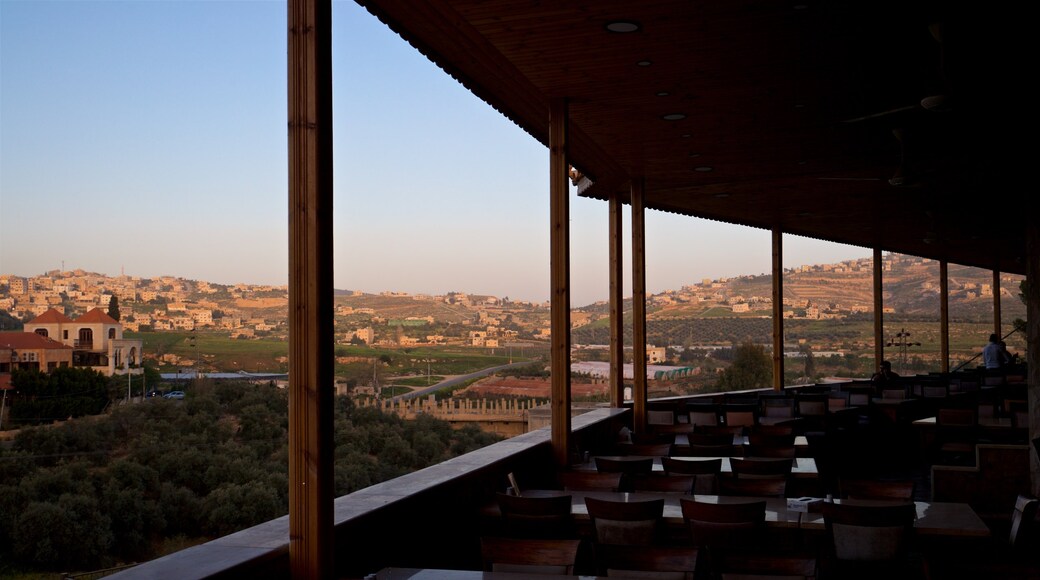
993;269;1002;338
549;98;571;466
940;260;949;373
772;228;784;390
630;178;647;434
873;249;884;369
287;0;334;577
608;193;624;408
1026;222;1040;497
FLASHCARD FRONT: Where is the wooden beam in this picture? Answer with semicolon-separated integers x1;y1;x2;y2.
549;98;571;466
993;269;1002;337
287;0;334;577
772;228;784;390
608;192;624;408
631;178;647;434
1026;222;1040;497
874;249;884;368
940;260;949;373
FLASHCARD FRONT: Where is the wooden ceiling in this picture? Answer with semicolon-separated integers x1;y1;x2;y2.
356;1;1028;275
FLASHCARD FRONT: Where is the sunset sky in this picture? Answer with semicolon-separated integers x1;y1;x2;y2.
0;0;870;305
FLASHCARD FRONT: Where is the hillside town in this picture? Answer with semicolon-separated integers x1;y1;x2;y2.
0;254;1023;352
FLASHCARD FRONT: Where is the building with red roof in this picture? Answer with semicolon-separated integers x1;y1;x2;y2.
0;331;74;374
23;308;142;377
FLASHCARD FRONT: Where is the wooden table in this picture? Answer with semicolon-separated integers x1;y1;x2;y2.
673;434;812;457
799;498;991;538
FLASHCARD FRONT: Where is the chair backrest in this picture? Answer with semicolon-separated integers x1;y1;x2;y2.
847;388;871;406
630;473;696;493
620;442;674;457
680;498;766;551
724;405;757;428
838;479;915;501
631;432;674;445
717;554;818;580
717;476;787;498
585;496;665;546
752;424;795;437
1009;494;1038;549
495;492;575;539
822;502;916;562
480;536;581;575
937;407;976;427
559;470;623;492
662;457;722;494
730;457;793;478
798;396;828;417
748;433;795;447
602;545;699;579
674;443;740;457
689;407;720;427
648;409;676;426
697;424;745;436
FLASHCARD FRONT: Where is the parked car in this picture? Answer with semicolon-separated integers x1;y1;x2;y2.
163;390;186;400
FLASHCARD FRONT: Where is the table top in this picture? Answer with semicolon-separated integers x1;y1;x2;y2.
582;455;819;478
674;434;810;447
485;490;990;538
375;568;605;579
912;416;1014;428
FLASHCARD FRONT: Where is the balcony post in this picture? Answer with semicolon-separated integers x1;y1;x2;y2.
940;260;949;373
549;98;571;466
873;249;884;369
631;178;647;434
772;227;784;390
609;192;624;408
288;0;334;576
1027;222;1039;497
993;269;1002;337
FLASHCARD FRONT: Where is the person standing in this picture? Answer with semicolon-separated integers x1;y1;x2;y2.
982;333;1010;369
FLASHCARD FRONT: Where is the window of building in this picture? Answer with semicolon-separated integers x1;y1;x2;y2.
109;328;116;339
35;328;48;338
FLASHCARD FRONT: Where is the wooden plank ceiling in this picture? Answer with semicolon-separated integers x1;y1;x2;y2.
356;0;1028;275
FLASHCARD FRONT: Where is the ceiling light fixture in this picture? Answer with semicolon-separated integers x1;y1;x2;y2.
662;113;686;121
637;60;652;67
694;166;713;172
656;91;670;97
605;20;641;33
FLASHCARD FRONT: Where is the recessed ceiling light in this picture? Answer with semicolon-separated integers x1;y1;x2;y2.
688;152;700;158
713;193;730;198
681;134;692;138
694;166;713;172
605;20;641;33
797;211;813;217
637;60;652;67
656;91;670;97
662;113;686;121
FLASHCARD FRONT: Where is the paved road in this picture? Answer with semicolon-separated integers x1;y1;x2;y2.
392;361;534;401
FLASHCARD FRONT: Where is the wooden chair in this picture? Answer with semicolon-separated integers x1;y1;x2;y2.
495;492;575;539
585;496;665;546
723;405;758;429
480;536;582;575
1009;494;1038;550
758;397;797;426
631;432;674;445
674;443;741;457
688;405;720;428
652;422;695;436
558;470;623;492
730;457;793;478
601;544;699;579
648;409;677;426
935;406;978;465
619;442;674;457
630;473;696;494
838;478;915;501
748;433;795;447
820;501;924;580
718;476;787;498
662;457;722;494
716;554;818;580
752;424;795;437
681;498;767;571
697;424;745;436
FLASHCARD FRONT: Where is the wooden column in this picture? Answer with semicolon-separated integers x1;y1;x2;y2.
631;178;647;434
771;228;784;390
1026;222;1040;496
549;98;571;466
993;269;1002;337
873;249;884;368
608;192;624;408
288;0;334;577
940;260;949;373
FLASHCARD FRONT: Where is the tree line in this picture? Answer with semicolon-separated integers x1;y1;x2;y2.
0;379;501;574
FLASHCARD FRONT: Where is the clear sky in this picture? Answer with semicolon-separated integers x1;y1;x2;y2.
0;0;870;306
